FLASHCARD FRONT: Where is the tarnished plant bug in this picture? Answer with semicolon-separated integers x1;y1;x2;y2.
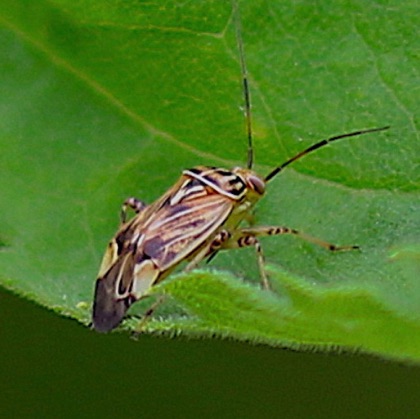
92;1;389;332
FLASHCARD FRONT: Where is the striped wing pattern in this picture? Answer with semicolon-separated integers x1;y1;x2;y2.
141;193;233;270
92;172;236;332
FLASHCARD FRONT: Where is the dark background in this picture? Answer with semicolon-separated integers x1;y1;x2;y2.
1;287;419;418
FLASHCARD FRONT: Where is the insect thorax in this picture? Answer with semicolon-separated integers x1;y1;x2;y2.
183;165;266;202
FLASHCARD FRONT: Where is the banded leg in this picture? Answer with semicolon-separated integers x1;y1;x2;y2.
184;230;232;272
237;234;269;289
216;226;359;289
186;229;270;289
120;197;147;223
239;226;360;252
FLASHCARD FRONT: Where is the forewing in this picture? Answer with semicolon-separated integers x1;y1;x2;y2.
142;193;234;270
92;172;236;332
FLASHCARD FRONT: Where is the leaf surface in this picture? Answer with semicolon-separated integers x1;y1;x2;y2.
0;0;418;362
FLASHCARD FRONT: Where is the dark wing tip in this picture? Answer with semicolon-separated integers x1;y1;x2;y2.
91;278;132;333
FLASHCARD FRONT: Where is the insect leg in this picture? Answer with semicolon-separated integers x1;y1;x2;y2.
120;197;147;223
132;295;166;338
197;230;270;289
216;226;359;288
184;230;232;272
239;226;360;252
217;233;269;289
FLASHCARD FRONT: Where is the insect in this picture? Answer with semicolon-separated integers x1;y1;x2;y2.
91;1;389;333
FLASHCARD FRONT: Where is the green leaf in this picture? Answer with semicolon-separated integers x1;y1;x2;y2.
0;0;418;362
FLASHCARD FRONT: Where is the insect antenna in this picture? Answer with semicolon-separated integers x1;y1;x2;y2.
264;126;390;182
232;0;254;169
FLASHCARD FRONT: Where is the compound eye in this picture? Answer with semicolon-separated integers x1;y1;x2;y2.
248;174;266;195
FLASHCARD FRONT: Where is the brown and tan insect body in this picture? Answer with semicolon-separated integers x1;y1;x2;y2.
92;123;387;333
91;1;389;333
92;165;265;332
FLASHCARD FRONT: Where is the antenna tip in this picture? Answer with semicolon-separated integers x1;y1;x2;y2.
374;125;391;132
